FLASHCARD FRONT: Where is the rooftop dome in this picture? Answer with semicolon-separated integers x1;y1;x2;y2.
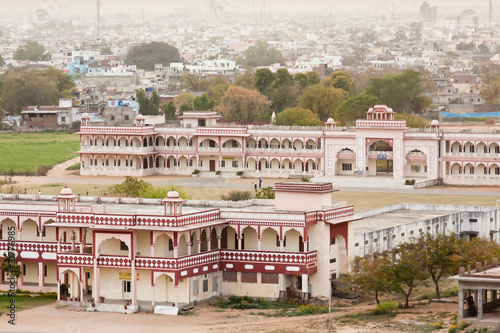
167;190;180;198
59;186;73;196
136;114;145;119
431;120;439;125
326;118;335;123
82;112;89;118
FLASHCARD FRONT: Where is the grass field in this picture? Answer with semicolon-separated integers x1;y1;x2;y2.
0;132;79;175
0;295;56;312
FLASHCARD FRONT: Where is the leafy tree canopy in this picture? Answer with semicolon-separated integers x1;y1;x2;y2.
394;113;427;128
100;46;113;55
13;41;52;61
274;107;322;126
239;40;285;67
180;73;209;92
363;69;434;114
125;42;181;71
0;67;76;114
108;176;190;199
136;89;160;115
335;94;379;125
215;86;272;124
163;101;177;121
297;84;348;122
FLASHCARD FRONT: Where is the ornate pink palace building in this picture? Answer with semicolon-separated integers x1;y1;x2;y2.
76;105;500;185
0;182;359;313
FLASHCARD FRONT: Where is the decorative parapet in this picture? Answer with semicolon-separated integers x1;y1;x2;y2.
57;253;94;266
97;256;132;267
195;127;248;136
356;120;406;128
274;182;333;193
304;206;355;224
0;240;71;253
80;126;156;134
136;209;220;228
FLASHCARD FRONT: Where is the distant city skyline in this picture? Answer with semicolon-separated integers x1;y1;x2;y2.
0;0;496;18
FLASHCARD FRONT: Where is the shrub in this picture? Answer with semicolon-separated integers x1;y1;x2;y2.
458;320;471;330
404;179;416;185
215;170;221;175
371;301;398;315
220;190;252;201
192;169;200;174
301;177;310;182
236;171;244;176
65;163;81;171
432;322;443;330
254;186;275;199
448;325;457;333
60;283;69;298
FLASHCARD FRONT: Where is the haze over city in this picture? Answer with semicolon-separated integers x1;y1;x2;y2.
0;0;496;17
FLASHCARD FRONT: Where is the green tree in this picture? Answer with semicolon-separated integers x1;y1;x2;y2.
328;70;356;96
305;71;321;86
192;93;215;111
179;102;193;114
1;253;21;278
364;69;433;114
456;42;476;51
0;67;75;114
163;101;177;121
452;238;500;271
274;107;323;126
347;252;392;304
335;94;379;125
136;89;160;115
239;40;285;67
13;41;51;61
254;68;275;95
478;43;490;55
394;113;427;128
389;240;429;308
0;54;5;67
274;68;294;88
108;176;151;197
215;86;272;124
125;42;181;71
477;64;500;104
417;233;460;299
174;93;195;109
180;73;209;92
297;84;348;122
233;70;255;90
100;46;113;55
206;76;229;102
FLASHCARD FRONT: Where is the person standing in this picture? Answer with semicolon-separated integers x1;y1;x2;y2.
252;182;257;189
259;178;262;189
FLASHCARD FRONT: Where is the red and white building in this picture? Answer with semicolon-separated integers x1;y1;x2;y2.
77;105;500;185
0;182;359;313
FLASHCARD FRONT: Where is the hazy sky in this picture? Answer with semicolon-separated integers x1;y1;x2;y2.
0;0;495;17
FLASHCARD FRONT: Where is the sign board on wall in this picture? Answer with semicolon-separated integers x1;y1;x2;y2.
119;273;139;281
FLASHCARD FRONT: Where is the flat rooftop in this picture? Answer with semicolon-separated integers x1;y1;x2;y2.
353;209;459;235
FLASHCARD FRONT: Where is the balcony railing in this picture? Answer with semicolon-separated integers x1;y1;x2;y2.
57;253;94;266
80;125;156;134
220;249;317;275
136;209;220;228
0;240;71;253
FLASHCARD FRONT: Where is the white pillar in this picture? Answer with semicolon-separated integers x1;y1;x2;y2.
57;279;61;301
258;238;262;251
175;285;179;307
152;285;155;308
478;288;483;320
458;286;464;322
38;262;44;287
301;274;309;294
